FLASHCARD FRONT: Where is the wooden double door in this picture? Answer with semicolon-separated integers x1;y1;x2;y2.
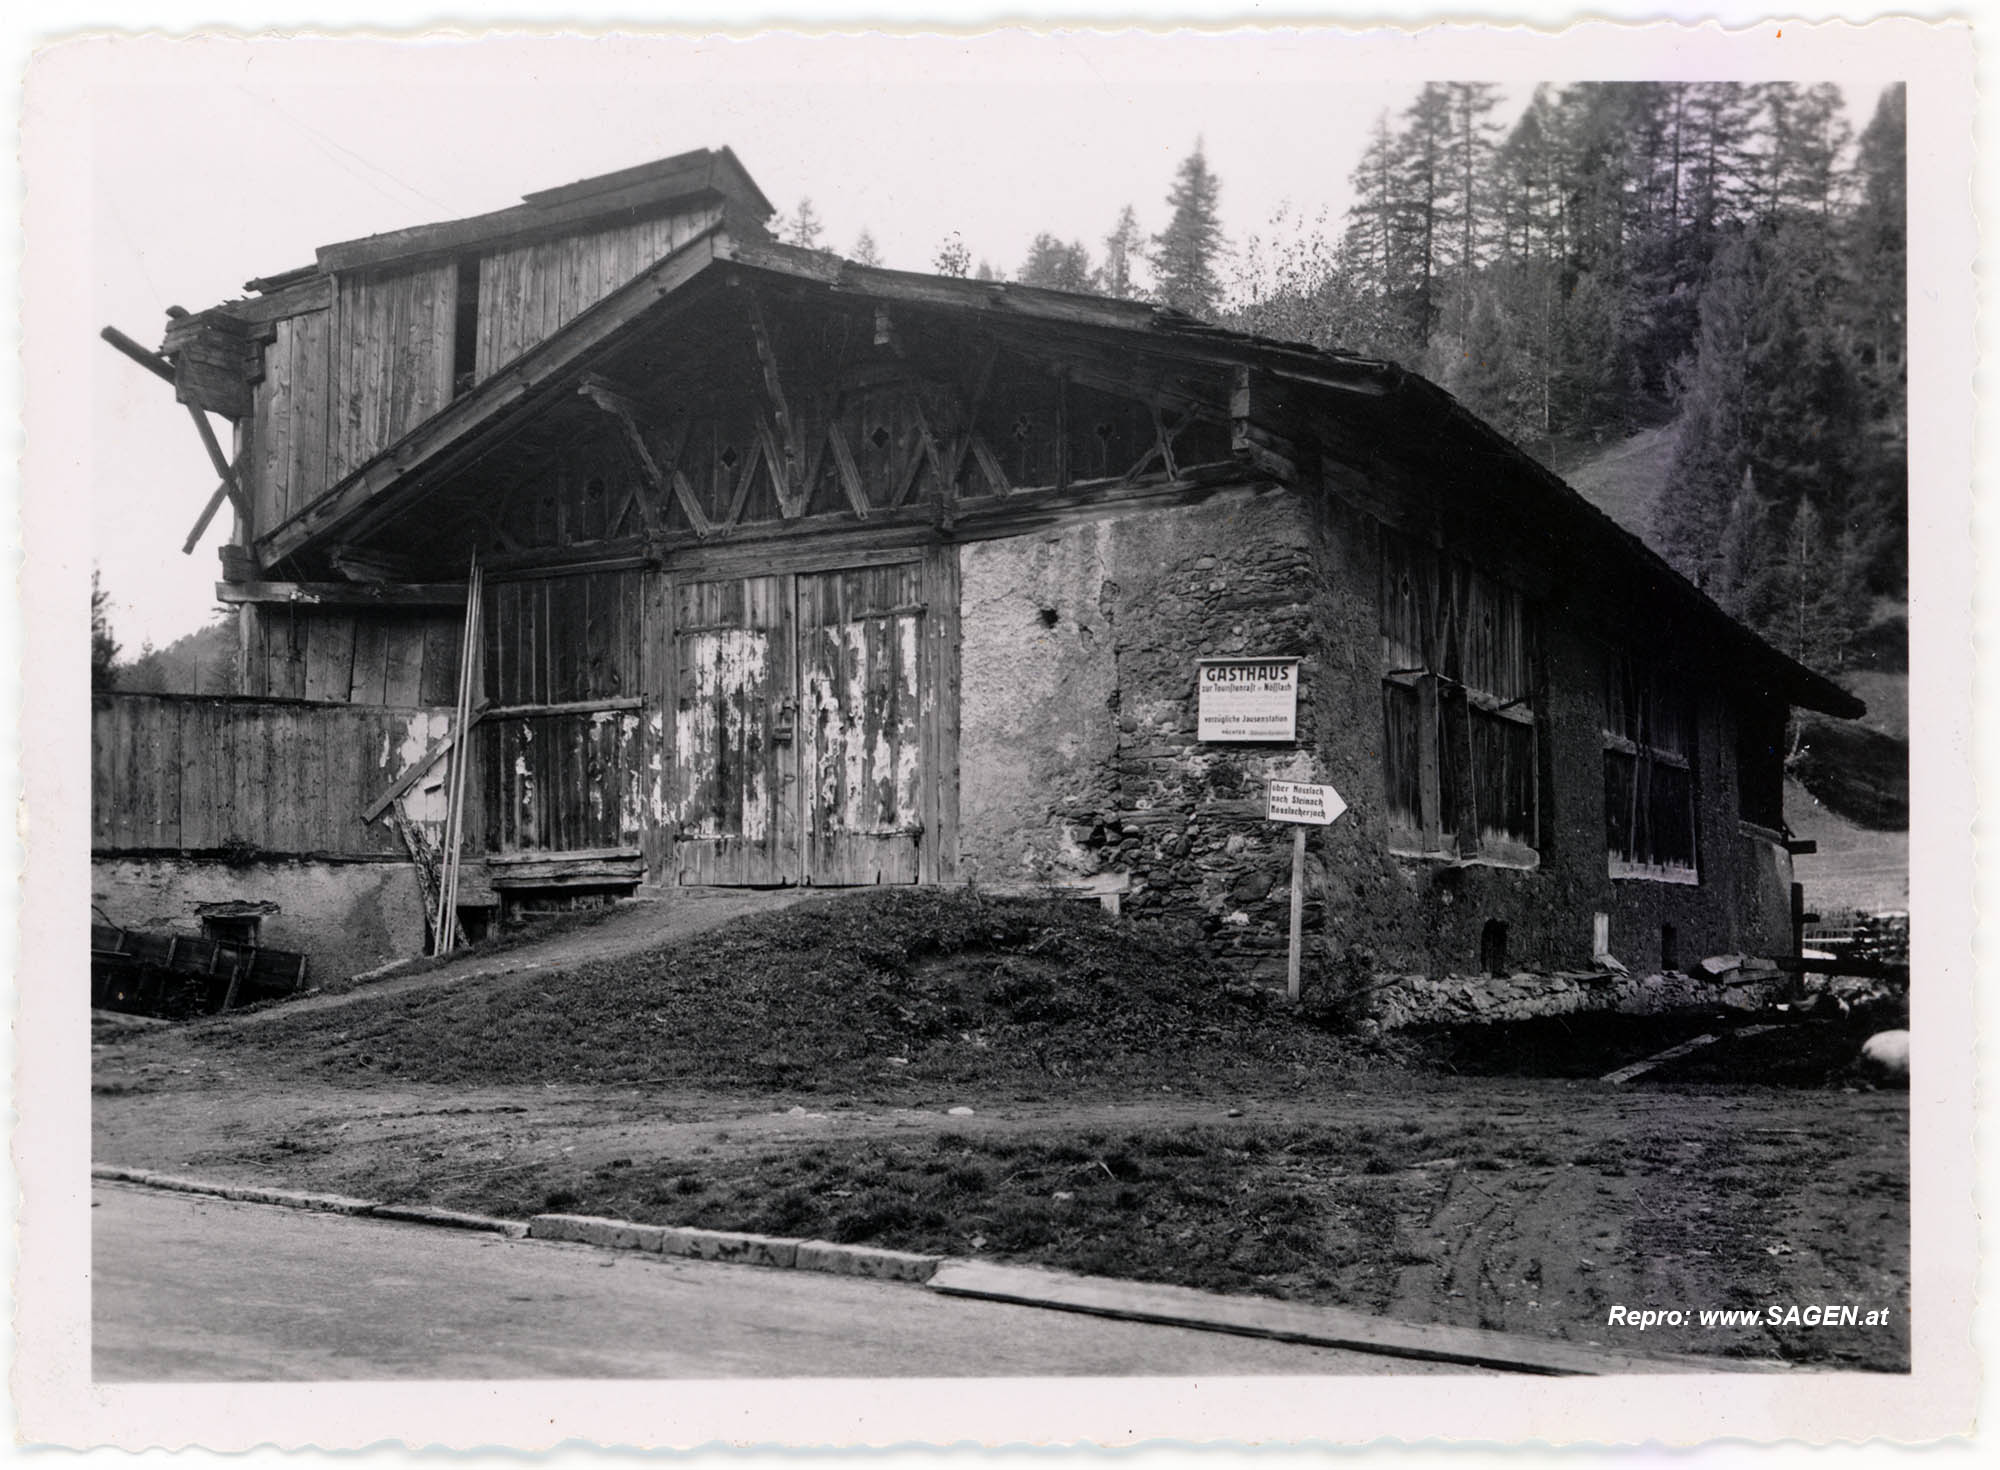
670;558;941;886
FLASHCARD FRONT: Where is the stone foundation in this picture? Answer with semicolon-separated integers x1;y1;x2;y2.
1344;962;1788;1032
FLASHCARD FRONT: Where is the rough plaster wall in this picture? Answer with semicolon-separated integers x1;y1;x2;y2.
958;489;1331;978
1736;831;1795;952
958;522;1121;886
93;858;428;983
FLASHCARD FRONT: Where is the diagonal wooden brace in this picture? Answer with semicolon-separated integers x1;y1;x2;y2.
185;405;251;535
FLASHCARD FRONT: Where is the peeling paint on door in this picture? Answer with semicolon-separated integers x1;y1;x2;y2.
671;574;796;885
799;563;925;885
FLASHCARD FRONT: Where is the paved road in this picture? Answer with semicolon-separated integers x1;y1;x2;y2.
93;1184;1468;1379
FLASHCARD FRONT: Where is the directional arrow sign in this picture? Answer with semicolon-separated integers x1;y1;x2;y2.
1267;780;1347;826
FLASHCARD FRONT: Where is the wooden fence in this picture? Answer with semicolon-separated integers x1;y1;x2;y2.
92;693;458;857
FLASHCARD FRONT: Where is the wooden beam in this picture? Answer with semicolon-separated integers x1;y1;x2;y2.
168;276;330;341
719;235;1401;396
825;421;870;519
214;580;469;608
184;404;253;535
486;844;642;865
1230;366;1303;484
1235;422;1302;484
723;436;765;526
968;434;1011;496
360;722;471;824
483;695;646;720
1151;404;1183;482
757;414;802;519
888;422;927;510
670;465;714;537
99;326;175;385
182;479;233;556
1054;371;1070;493
576;375;667;535
739;282;804;505
330;546;421;583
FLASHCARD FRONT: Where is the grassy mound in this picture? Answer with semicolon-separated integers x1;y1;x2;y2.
201;888;1377;1097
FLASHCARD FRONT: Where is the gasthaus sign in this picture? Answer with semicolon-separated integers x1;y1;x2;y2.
1197;658;1299;742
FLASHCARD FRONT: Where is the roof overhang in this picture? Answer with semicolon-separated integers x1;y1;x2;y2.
250;225;1861;723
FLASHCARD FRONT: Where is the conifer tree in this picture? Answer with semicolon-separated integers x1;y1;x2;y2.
1441;82;1503;345
91;569;119;693
1656;233;1755;592
1845;83;1908;592
1017;233;1093;291
1096;205;1146;299
851;229;883;267
1716;465;1777;625
781;198;825;251
1151;139;1226;317
1397;84;1454;348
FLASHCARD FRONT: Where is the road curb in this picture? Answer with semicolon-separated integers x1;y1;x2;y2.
90;1168;936;1282
926;1260;1787;1376
93;1165;524;1235
93;1165;378;1216
526;1212;937;1280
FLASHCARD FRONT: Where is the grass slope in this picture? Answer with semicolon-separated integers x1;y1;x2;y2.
202;888;1380;1099
1552;423;1679;541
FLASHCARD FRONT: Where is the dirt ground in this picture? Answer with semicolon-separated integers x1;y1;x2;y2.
93;1042;1909;1372
91;886;1908;1373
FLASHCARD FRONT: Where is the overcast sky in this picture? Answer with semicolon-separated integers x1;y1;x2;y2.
43;25;1908;651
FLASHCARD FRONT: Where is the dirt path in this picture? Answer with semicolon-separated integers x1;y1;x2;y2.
225;887;845;1027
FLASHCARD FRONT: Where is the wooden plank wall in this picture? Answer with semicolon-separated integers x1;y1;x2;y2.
474;206;720;383
239;606;461;706
248;308;333;535
482;570;654;855
92;694;454;857
242;262;453;533
330;264;458;483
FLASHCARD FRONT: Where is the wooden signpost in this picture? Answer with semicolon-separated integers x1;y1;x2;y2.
1267;779;1348;1002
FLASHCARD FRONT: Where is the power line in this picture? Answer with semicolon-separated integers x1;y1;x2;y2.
237;86;452;214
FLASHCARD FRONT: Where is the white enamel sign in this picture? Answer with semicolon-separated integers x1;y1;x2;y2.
1267;779;1347;826
1197;658;1298;742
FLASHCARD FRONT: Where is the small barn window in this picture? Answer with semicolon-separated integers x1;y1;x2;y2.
1380;531;1538;865
1603;651;1700;882
1736;699;1787;832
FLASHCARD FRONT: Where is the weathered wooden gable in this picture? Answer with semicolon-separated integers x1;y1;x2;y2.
384;281;1241;575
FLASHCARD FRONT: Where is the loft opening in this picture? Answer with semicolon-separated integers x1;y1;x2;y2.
1379;529;1539;867
452;256;481;397
1603;650;1700;883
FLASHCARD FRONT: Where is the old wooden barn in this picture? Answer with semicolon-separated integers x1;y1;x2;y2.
95;145;1862;1019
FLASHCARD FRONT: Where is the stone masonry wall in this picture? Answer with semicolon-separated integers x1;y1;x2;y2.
955;477;1797;995
1346;963;1788;1034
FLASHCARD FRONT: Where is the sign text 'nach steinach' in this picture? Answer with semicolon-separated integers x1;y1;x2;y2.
1267;779;1347;826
